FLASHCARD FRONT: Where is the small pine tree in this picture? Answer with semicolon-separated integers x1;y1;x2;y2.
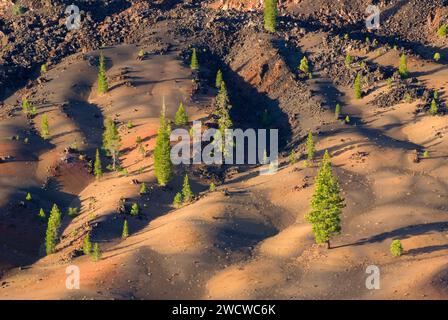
190;48;199;71
289;149;297;165
182;174;194;203
127;120;133;129
429;99;438;115
209;182;216;192
173;192;182;207
354;73;362;99
83;233;92;255
305;151;344;249
344;53;352;68
26;192;32;201
398;53;408;78
130;203;139;216
299;56;310;74
45;204;62;255
40;64;47;75
139;182;147;195
102;119;121;171
345;115;350;123
175;102;189;125
264;0;278;32
434;90;439;101
91;243;102;262
423;150;430;158
437;25;447;38
154;100;173;186
306;131;315;162
335;103;341;119
97;53;108;94
94;149;102;180
22;97;31;114
40;114;50;140
38;208;46;219
390;239;403;257
215;69;223;89
122;220;129;239
434;52;441;62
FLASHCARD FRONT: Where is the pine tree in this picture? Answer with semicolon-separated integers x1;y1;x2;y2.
22;97;31;114
434;52;441;62
264;0;278;33
345;53;352;68
45;204;62;255
38;208;46;219
102;119;121;171
173;192;182;207
399;53;408;78
215;69;223;89
429;99;438;115
390;239;403;257
139;182;147;195
122;220;129;239
94;148;102;180
209;182;216;192
26;192;32;201
423;150;430;158
289;149;297;165
130;203;139;216
154;100;173;186
437;25;447;38
190;48;199;71
97;53;108;94
305;151;344;249
306;131;315;162
40;114;50;140
335;103;341;119
354;73;362;99
345;115;350;123
299;56;309;74
215;81;233;134
434;90;439;101
83;233;92;255
175;102;189;126
40;64;47;75
182;174;194;203
91;243;102;262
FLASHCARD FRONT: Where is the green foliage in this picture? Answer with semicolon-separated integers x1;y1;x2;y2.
289;149;297;165
387;77;393;88
390;239;403;257
12;4;26;15
434;90;439;100
345;115;350;123
437;25;447;38
344;53;352;68
372;39;378;47
175;102;189;126
94;149;103;180
423;150;430;158
40;114;50;140
398;53;408;77
38;208;46;219
45;204;62;255
83;233;92;255
354;73;362;99
264;0;278;32
182;174;194;203
22;97;32;115
138;49;145;57
97;53;108;94
215;81;233;133
190;48;199;70
102;118;121;171
122;220;129;239
365;36;370;45
343;34;349;40
40;64;47;75
305;151;344;247
429;99;438;115
209;182;216;192
139;182;147;195
26;192;32;201
335;103;341;120
215;69;223;89
306;131;315;162
127;120;133;129
299;56;310;74
67;207;79;217
154;101;173;186
92;243;102;262
130;203;139;216
173;192;182;207
434;52;441;61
